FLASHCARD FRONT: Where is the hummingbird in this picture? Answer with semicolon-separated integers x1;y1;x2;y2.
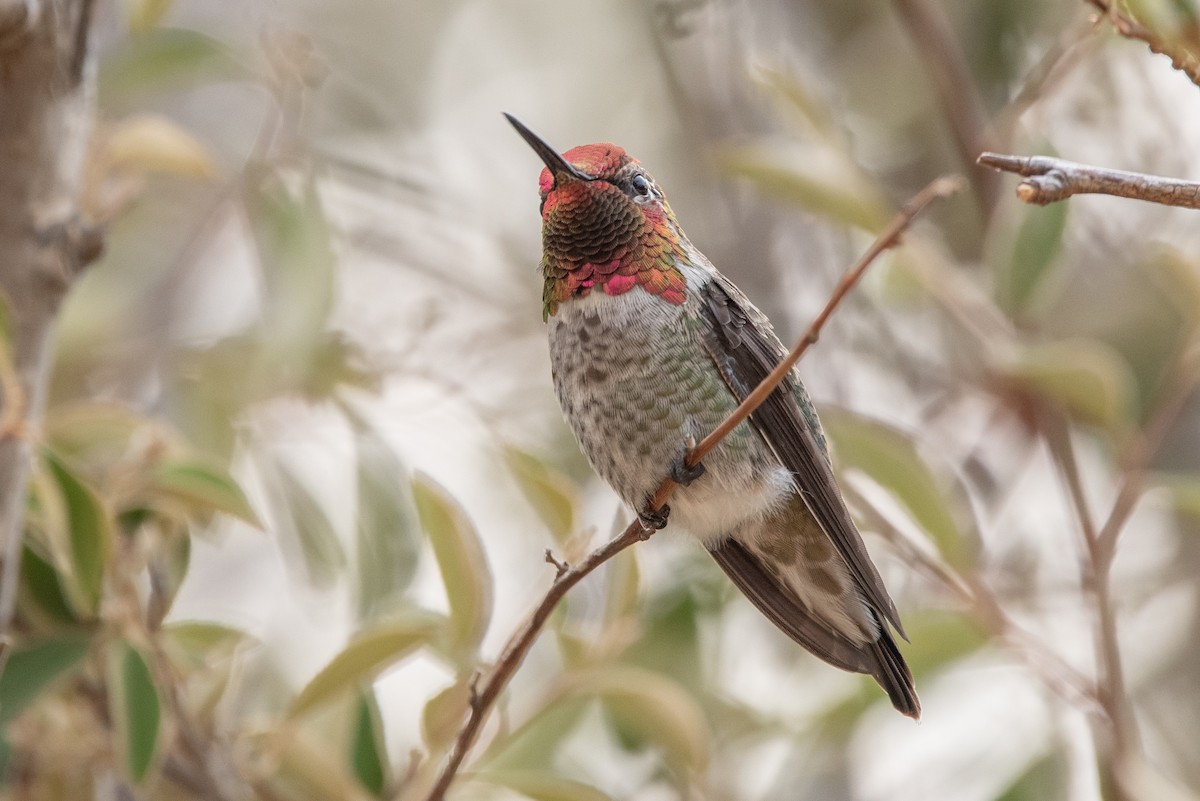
506;114;919;718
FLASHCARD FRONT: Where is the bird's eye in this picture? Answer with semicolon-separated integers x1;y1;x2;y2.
630;173;653;199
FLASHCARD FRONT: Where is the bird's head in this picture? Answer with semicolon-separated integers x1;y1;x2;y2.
506;114;688;319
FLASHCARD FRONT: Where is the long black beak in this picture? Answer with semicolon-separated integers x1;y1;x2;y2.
504;113;593;185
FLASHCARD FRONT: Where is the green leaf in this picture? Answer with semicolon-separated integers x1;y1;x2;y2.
19;545;77;625
822;411;980;569
412;474;493;659
45;453;113;617
349;690;389;797
503;446;578;543
0;634;91;725
289;611;442;719
482;770;616;801
100;28;246;103
150;458;261;527
718;141;889;232
1003;339;1136;432
354;429;420;621
993;199;1068;317
569;666;709;772
421;678;471;752
113;642;162;783
266;459;346;588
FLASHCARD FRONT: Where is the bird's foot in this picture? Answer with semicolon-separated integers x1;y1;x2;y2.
638;502;670;535
669;449;705;487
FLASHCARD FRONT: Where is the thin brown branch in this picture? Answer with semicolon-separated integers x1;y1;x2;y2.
1041;411;1139;793
1087;0;1200;90
416;175;962;801
891;0;999;213
978;152;1200;208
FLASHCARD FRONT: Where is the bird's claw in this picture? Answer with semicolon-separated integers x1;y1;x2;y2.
638;503;670;534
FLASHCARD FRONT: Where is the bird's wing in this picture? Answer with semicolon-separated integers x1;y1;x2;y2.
707;536;877;673
696;275;906;638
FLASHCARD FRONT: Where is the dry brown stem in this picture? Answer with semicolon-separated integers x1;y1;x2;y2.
978;152;1200;208
414;175;962;801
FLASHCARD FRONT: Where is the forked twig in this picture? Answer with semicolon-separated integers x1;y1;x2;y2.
415;175;963;801
978;152;1200;209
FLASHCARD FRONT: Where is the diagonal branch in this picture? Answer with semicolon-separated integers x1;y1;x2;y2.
414;174;963;801
978;152;1200;208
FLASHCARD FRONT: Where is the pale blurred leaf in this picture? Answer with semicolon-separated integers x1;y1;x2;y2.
570;666;710;772
718;141;889;232
603;549;641;630
150;457;261;527
354;428;420;621
110;641;162;783
823;410;980;569
0;634;91;725
289;611;442;719
268;729;376;801
413;473;493;659
1003;339;1136;431
421;678;471;752
266;458;346;588
44;402;161;464
100;28;246;102
164;620;254;665
247;175;336;372
482;696;590;770
127;0;174;32
106;113;219;180
751;65;836;136
349;690;389;797
1145;248;1200;336
482;770;615;801
503;446;577;543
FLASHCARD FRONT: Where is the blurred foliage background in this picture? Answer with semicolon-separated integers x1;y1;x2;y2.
4;0;1200;799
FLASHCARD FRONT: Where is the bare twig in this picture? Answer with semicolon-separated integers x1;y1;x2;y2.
891;0;998;213
978;152;1200;208
1086;0;1200;90
1042;411;1139;799
415;175;962;801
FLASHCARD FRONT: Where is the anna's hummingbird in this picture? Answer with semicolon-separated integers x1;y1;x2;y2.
506;114;919;718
